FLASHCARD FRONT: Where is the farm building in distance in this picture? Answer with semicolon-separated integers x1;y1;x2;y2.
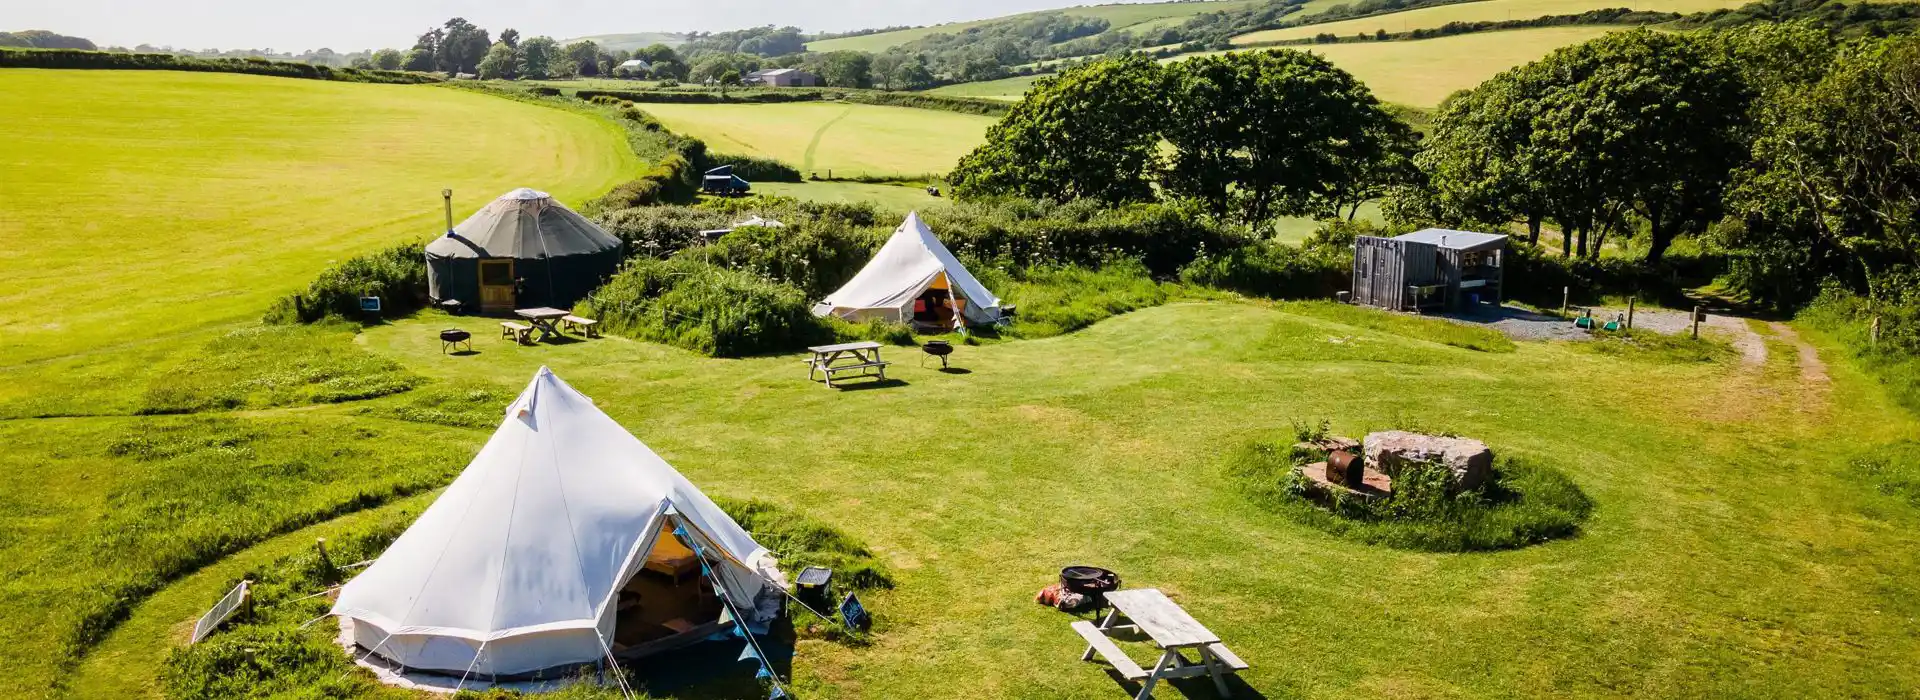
744;68;819;87
1351;228;1507;313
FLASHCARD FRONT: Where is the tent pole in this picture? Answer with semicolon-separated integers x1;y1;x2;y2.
947;274;966;337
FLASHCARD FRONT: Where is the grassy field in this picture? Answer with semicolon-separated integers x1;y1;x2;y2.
12;296;1918;698
633;102;996;178
561;32;687;52
1232;0;1739;43
1163;26;1622;106
0;70;639;366
925;74;1049;102
805;0;1265;53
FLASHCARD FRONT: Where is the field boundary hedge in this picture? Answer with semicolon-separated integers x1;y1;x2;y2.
573;87;1011;117
0;48;440;84
1239;8;1685;47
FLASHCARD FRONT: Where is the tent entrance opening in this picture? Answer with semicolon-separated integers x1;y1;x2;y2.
612;527;725;654
479;260;516;312
912;273;965;329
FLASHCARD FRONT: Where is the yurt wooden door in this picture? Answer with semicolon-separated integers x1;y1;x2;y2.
480;259;516;312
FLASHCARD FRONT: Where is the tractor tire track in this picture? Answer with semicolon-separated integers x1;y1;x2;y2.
802;105;854;174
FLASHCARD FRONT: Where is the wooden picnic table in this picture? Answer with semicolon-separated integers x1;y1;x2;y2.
1074;588;1248;700
514;307;571;343
805;341;889;387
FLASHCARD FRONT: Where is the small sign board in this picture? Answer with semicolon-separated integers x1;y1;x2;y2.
838;591;871;633
191;580;251;644
359;296;383;313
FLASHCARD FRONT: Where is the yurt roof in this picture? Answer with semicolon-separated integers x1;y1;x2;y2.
425;188;620;260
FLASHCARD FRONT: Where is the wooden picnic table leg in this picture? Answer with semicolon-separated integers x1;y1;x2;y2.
1199;646;1231;698
1136;650;1178;700
1082;608;1120;661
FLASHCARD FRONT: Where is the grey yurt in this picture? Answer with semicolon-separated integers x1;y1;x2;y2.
426;188;622;313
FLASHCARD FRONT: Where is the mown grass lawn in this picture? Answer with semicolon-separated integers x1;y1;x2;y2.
0;69;639;366
633;102;995;179
14;296;1918;699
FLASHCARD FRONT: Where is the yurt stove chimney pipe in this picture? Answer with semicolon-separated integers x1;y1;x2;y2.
441;189;454;237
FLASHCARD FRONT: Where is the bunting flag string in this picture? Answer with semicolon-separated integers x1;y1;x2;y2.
675;521;792;700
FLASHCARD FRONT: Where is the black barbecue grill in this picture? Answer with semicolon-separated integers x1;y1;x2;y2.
921;340;954;368
440;329;472;354
1060;565;1121;614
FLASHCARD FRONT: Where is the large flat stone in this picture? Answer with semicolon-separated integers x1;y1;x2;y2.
1362;431;1493;491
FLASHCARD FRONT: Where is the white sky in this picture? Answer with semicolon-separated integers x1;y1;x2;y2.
1;0;1147;52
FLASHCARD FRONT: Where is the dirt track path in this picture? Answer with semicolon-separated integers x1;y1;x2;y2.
1769;322;1832;384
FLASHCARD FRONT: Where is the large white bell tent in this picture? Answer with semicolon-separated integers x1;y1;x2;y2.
812;212;1003;328
331;367;783;679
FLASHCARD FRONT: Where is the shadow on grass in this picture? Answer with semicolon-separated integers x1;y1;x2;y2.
446;350;480;357
832;378;909;392
936;367;973;375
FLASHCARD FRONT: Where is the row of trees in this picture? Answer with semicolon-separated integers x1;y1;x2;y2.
949;52;1412;232
1396;25;1918;308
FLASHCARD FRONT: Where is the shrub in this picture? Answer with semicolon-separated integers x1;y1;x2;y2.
929;199;1250;278
1800;280;1920;412
1179;241;1346;300
1228;435;1593;552
706;152;803;182
577;258;834;356
591;205;733;258
264;241;427;324
576;88;832;104
841;91;1011;116
583;153;701;213
676;220;883;297
529;85;561;97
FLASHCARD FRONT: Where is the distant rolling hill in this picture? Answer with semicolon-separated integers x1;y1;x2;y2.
805;0;1266;53
563;32;687;52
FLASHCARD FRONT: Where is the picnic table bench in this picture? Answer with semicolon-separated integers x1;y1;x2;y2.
805;341;890;387
562;314;600;338
1074;588;1248;699
500;321;533;345
514;307;571;343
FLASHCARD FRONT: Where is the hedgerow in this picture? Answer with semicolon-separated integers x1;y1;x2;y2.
707;153;804;182
0;48;438;84
578;257;835;357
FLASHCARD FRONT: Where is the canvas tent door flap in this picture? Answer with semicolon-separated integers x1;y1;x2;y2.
813;212;1002;328
330;367;784;680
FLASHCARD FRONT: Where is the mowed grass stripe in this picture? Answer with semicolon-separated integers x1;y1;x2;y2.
0;70;639;365
633;102;995;178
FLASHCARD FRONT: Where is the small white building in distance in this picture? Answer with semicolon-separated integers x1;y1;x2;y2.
744;68;819;87
615;59;651;76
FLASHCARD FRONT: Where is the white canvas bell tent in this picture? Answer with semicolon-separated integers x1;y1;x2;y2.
330;367;781;679
812;211;1002;327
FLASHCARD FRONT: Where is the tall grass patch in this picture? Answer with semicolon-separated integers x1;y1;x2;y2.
1227;434;1592;552
18;413;473;675
1800;283;1920;413
141;323;420;414
976;260;1176;339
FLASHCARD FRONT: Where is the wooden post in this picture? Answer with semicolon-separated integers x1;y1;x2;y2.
241;579;254;621
1691;305;1702;340
1627;298;1636;329
1561;286;1570;314
1872;315;1881;348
